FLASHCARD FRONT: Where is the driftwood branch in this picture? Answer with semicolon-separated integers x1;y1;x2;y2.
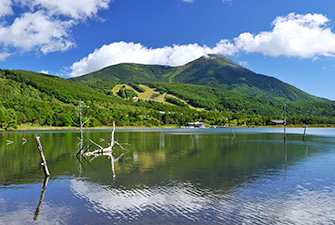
83;121;129;157
89;140;104;150
22;137;27;145
82;121;130;178
80;121;129;179
34;135;50;177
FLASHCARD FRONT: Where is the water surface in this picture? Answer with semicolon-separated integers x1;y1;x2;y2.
1;128;335;224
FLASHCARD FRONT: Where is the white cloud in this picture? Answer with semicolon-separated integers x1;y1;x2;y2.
234;13;335;58
0;0;13;17
69;40;237;77
0;52;10;61
40;70;49;74
0;11;75;53
0;0;111;56
15;0;110;20
182;0;194;2
239;61;249;68
69;13;335;77
222;0;232;4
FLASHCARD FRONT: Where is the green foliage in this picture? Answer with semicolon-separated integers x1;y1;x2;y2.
147;82;335;124
128;82;145;93
165;96;189;107
86;81;116;96
150;93;160;99
117;88;138;99
71;63;177;83
1;67;335;130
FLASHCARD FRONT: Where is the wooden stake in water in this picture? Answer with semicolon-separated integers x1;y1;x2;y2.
230;125;235;138
303;124;307;141
283;103;287;141
34;135;50;177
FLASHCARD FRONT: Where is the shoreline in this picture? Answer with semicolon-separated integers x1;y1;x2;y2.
2;124;335;132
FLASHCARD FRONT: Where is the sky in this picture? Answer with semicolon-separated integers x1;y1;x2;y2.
1;0;335;100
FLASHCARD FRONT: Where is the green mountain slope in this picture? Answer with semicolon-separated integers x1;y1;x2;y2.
2;68;335;130
173;55;323;102
72;63;178;83
0;69;228;129
71;54;325;102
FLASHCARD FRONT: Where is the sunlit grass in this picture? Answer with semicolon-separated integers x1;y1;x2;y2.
111;83;202;110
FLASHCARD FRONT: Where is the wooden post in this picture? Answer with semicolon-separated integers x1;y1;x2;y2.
303;124;307;141
229;125;235;138
283;103;287;141
34;135;50;177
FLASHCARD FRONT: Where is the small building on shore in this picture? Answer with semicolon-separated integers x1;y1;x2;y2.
270;120;285;125
183;121;208;128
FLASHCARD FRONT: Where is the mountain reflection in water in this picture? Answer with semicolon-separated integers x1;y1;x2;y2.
1;128;335;224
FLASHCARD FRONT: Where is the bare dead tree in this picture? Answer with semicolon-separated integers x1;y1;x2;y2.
83;121;130;157
71;100;90;152
82;121;129;179
34;135;50;177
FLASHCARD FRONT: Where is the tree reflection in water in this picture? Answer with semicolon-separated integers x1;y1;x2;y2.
86;151;127;179
33;176;49;221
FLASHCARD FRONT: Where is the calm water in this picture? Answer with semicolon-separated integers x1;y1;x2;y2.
1;128;335;224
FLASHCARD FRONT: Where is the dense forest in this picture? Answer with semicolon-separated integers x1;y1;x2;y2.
1;68;335;130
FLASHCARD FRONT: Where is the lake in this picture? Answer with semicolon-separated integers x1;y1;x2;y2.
1;128;335;224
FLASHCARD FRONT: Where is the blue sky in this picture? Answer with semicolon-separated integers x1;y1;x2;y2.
1;0;335;100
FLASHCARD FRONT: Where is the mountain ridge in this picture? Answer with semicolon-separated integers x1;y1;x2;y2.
70;54;326;102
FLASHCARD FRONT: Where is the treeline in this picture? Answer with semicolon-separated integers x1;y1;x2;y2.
128;82;145;93
146;82;335;125
117;86;138;99
2;69;335;130
165;96;189;107
0;70;230;129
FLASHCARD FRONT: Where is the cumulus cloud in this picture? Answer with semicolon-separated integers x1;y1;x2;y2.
234;13;335;58
40;70;49;74
69;12;335;77
0;52;10;61
0;11;75;53
0;0;13;17
0;0;110;55
239;61;249;68
69;40;237;77
15;0;110;20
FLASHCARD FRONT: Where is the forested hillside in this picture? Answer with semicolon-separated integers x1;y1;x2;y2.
72;54;326;102
1;68;335;130
0;69;227;129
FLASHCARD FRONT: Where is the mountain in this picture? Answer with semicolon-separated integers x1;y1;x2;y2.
71;54;325;102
